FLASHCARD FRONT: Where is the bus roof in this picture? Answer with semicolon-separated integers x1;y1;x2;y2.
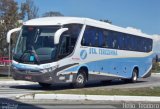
24;17;152;39
24;17;84;26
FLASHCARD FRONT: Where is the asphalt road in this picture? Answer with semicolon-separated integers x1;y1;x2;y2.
0;74;160;108
0;100;119;109
0;99;160;109
0;74;160;99
0;84;42;98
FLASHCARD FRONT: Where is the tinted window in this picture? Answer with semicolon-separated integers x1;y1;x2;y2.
105;30;114;48
58;24;82;59
82;26;105;47
81;26;152;52
97;29;105;47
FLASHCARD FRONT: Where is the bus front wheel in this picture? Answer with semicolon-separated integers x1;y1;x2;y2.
73;70;87;88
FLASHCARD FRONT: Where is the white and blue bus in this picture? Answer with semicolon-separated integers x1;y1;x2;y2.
7;17;153;88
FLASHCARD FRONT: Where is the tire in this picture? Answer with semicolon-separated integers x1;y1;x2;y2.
131;69;138;83
73;70;87;88
123;69;138;83
38;82;52;88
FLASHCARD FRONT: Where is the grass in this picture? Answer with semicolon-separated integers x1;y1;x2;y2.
40;87;160;96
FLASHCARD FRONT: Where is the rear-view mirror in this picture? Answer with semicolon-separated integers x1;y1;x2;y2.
54;28;68;44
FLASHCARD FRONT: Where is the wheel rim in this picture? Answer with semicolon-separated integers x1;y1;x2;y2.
133;72;137;81
76;74;84;84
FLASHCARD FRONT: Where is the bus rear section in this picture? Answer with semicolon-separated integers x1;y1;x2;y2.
59;25;153;86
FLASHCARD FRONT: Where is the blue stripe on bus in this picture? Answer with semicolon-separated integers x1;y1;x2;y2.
65;55;153;78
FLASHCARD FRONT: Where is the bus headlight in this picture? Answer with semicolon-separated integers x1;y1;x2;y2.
40;65;58;73
40;69;48;73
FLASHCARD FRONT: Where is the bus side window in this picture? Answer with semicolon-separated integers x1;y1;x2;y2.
82;26;97;47
140;38;143;52
82;27;106;48
106;31;114;49
112;32;118;49
121;35;126;50
143;39;146;52
129;35;134;51
82;27;91;46
103;30;108;48
97;29;105;47
133;36;138;51
89;28;97;46
58;35;69;55
136;37;141;52
95;31;99;46
114;32;123;50
124;34;129;50
148;39;152;52
90;28;105;47
58;33;76;59
58;24;82;59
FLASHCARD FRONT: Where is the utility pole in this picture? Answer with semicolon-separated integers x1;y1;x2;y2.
8;42;11;77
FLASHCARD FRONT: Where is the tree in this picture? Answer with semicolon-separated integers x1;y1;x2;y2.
0;0;19;56
19;0;39;20
0;0;39;56
42;11;64;17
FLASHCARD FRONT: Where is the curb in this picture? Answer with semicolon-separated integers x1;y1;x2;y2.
16;94;160;102
152;73;160;75
0;80;36;85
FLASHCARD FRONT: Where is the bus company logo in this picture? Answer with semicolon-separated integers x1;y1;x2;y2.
80;50;87;60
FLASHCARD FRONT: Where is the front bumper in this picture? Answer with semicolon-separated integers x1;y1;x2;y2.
11;67;76;84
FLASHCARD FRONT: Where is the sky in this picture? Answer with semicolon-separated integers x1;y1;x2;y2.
16;0;160;35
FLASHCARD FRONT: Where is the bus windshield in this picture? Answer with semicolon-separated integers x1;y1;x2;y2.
14;26;60;64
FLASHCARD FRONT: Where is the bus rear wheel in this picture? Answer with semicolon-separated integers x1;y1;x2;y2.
73;70;87;88
38;82;52;88
131;69;138;83
124;69;138;83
